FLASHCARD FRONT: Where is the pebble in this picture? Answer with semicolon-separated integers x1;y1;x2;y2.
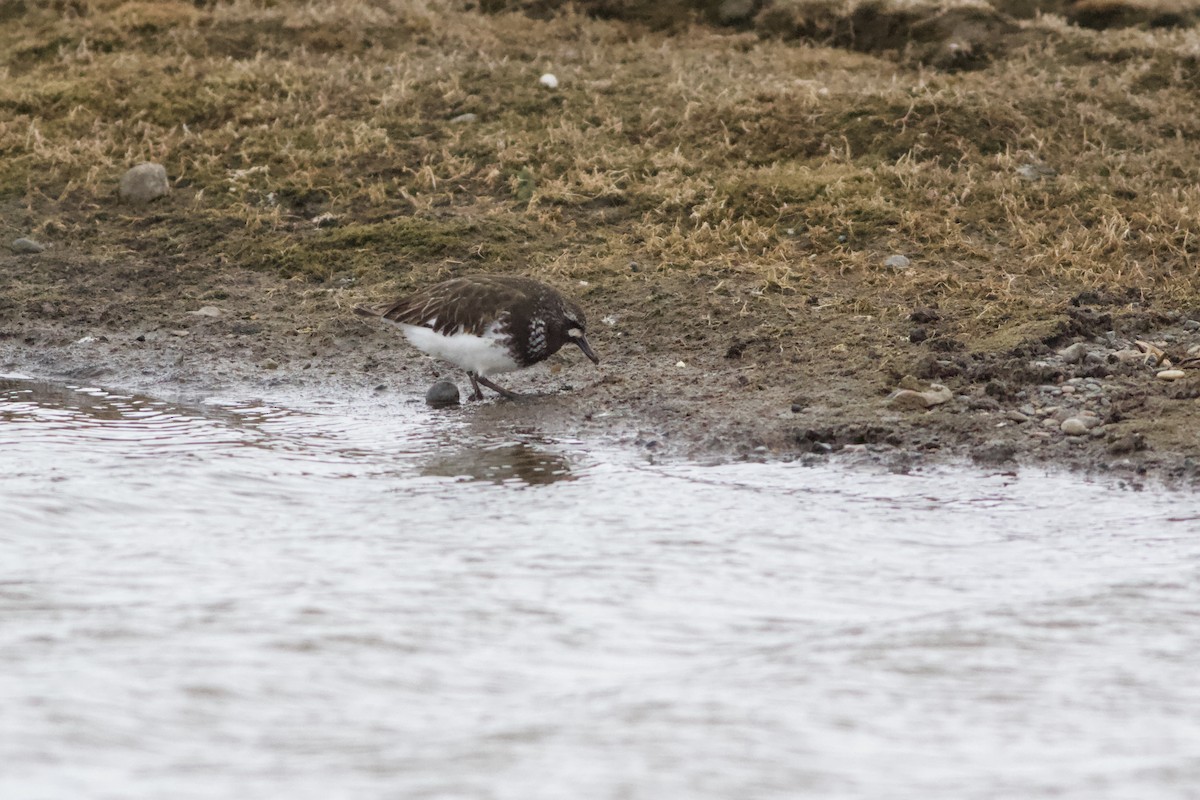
1016;162;1056;180
886;383;951;410
189;306;222;317
10;237;44;254
1060;385;1076;395
119;162;170;203
883;254;910;270
1157;369;1186;381
967;395;1000;411
450;113;478;124
1184;320;1200;332
425;381;460;409
1112;348;1147;364
1060;417;1089;436
1005;410;1030;423
1057;342;1089;364
887;390;930;410
538;73;559;89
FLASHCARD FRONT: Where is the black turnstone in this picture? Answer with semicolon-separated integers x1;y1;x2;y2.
355;274;600;400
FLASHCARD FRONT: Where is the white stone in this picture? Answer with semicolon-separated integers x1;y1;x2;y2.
539;73;559;89
1157;369;1186;381
1057;342;1089;364
1060;418;1089;436
119;162;170;203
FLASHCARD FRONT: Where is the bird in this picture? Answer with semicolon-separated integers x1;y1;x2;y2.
355;274;600;400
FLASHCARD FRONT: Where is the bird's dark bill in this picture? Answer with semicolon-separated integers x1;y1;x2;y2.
575;336;600;364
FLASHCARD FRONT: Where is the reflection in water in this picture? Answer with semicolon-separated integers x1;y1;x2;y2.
3;375;1200;800
420;441;574;486
0;376;288;431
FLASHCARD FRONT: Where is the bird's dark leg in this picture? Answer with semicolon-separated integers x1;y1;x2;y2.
476;375;520;400
466;372;485;401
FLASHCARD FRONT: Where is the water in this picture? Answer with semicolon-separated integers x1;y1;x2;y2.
2;375;1199;799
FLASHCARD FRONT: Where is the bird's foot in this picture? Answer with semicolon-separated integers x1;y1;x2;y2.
477;374;519;400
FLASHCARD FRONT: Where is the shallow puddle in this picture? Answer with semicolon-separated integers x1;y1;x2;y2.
2;375;1199;799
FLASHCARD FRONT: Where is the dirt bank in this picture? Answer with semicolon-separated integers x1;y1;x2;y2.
3;1;1200;483
4;246;1199;485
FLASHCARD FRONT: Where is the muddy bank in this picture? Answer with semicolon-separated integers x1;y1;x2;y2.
3;249;1198;486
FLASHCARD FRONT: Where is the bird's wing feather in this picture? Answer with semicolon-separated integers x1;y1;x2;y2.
373;276;537;336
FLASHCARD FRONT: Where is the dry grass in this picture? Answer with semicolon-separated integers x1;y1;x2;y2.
5;0;1200;360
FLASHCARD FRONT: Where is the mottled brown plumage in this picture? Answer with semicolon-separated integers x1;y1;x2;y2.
355;274;599;400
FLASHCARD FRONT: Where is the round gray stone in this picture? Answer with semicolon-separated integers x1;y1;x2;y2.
1057;342;1089;364
425;381;461;409
10;237;44;254
119;162;170;203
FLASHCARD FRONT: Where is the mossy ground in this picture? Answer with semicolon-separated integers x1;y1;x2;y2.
4;0;1200;476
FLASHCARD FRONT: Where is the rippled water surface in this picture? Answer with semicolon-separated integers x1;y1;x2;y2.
3;375;1200;799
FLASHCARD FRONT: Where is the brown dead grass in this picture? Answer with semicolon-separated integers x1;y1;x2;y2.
4;0;1200;370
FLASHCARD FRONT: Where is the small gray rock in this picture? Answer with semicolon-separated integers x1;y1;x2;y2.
886;384;951;410
119;162;170;203
884;254;911;270
1058;342;1089;364
10;237;44;254
189;306;222;317
967;396;1000;411
1184;319;1200;332
1060;417;1089;436
425;381;460;409
886;389;930;411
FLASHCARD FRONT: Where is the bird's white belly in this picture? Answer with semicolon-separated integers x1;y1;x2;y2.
397;323;519;376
